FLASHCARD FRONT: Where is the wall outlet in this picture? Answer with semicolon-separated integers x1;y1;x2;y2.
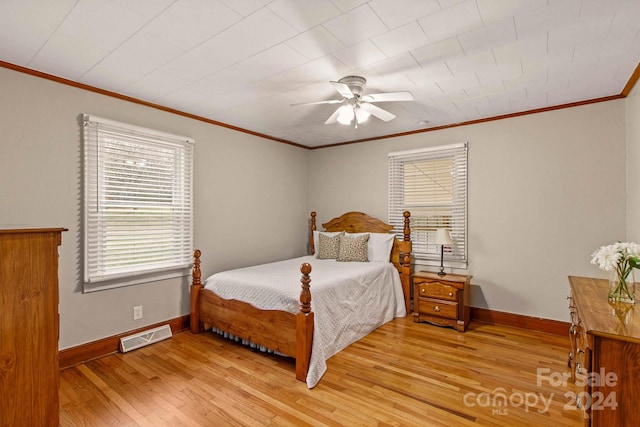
133;305;143;320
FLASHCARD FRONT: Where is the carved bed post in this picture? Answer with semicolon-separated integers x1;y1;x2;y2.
309;211;317;255
400;211;412;313
190;249;204;333
403;211;412;267
296;262;314;382
299;262;312;313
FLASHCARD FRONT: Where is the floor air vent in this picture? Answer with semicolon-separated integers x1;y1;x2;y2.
119;324;172;353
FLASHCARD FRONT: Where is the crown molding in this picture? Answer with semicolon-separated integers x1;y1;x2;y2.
2;60;638;150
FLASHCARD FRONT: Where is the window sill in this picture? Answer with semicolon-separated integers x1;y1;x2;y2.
83;268;190;293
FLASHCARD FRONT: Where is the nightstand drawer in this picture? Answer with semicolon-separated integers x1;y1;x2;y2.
418;298;458;319
416;282;458;301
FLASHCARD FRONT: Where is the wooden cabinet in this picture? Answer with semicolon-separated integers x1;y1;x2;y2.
413;271;471;332
0;228;66;427
568;276;640;426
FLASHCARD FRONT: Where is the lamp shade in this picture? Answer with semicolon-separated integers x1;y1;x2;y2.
355;107;370;123
337;106;354;125
434;228;452;245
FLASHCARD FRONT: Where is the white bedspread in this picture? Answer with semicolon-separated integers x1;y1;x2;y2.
204;255;406;388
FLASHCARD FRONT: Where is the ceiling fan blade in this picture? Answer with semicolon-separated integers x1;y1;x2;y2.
361;91;414;102
324;107;342;124
361;103;396;122
330;81;355;99
290;99;344;107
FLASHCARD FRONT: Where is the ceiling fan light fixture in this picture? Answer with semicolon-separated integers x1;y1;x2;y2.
355;107;370;123
337;106;354;125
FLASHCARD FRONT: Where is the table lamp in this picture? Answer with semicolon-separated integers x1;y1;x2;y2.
434;228;452;277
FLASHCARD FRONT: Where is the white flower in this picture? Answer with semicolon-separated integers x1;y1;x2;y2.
591;242;640;273
591;244;621;271
626;242;640;258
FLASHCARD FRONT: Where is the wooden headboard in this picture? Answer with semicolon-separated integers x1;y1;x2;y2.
308;211;412;312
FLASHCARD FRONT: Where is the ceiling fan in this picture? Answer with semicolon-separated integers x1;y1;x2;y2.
292;76;413;128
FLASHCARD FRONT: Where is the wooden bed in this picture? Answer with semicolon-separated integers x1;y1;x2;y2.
189;211;412;384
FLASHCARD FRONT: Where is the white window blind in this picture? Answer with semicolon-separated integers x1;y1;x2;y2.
83;114;194;286
389;143;467;266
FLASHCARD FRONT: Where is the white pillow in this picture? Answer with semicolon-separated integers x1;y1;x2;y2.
313;231;342;254
346;232;396;262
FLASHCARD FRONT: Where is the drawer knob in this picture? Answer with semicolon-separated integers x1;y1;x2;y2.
421;289;426;293
434;305;441;312
448;292;454;297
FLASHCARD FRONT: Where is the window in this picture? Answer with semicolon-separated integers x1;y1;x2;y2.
389;143;467;267
83;114;194;290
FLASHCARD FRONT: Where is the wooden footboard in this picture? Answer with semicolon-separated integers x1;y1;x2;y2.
190;251;313;382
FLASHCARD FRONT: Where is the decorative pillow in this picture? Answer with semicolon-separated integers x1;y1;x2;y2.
337;233;369;262
346;232;396;262
313;231;341;254
317;231;343;259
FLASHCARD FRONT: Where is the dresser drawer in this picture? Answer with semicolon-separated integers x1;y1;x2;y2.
416;282;458;301
418;298;458;319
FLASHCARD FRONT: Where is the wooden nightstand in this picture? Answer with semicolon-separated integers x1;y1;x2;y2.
413;271;471;332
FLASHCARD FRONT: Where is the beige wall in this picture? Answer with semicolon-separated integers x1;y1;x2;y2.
309;100;627;321
627;82;640;241
0;64;633;347
0;68;309;349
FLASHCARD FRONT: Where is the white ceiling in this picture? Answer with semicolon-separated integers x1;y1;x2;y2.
2;0;639;148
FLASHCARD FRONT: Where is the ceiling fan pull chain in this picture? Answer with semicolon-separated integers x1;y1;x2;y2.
354;106;359;129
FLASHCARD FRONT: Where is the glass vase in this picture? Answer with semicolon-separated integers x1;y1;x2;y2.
609;269;636;304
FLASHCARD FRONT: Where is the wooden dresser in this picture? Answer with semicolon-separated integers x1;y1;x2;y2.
0;228;66;427
568;276;640;426
413;271;471;331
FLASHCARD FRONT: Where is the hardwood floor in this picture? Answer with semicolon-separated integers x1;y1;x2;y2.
60;317;582;426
